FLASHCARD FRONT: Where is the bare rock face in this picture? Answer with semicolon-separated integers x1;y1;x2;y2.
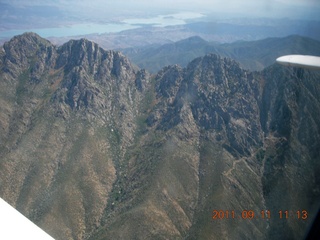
0;33;319;240
0;33;148;240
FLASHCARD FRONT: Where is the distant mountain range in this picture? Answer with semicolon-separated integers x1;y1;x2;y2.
0;33;319;240
122;35;320;73
2;17;318;51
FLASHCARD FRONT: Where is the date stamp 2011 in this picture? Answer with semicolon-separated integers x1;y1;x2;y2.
212;210;308;220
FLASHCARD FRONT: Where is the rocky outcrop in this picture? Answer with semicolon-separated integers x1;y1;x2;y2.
0;33;148;240
0;33;319;240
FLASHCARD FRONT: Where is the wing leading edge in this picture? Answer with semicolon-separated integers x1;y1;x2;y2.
0;198;54;240
276;55;320;70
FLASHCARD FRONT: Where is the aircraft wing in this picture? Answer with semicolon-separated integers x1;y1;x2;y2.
0;198;54;240
276;55;320;70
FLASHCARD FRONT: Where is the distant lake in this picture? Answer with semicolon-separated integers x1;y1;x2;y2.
122;12;205;27
0;12;206;39
0;23;139;39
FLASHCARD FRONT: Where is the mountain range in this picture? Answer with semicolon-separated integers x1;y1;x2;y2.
0;32;319;240
122;35;320;73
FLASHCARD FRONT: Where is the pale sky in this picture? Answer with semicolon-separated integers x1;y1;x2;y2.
2;0;320;20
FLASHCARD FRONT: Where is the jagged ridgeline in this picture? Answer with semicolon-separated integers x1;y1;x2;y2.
0;32;319;240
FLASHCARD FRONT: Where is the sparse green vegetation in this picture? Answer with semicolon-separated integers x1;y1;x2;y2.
124;35;320;73
1;33;320;240
16;70;31;105
256;148;265;162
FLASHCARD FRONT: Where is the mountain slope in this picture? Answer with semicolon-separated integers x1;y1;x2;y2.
122;35;320;73
0;33;319;240
0;33;149;239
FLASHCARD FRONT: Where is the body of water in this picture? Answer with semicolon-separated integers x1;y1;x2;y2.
0;23;138;39
0;12;206;40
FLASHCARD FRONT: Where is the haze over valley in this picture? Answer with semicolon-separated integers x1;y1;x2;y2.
0;1;320;240
1;0;320;48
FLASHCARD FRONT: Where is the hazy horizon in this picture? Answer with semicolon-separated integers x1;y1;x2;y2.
1;0;319;42
1;0;320;20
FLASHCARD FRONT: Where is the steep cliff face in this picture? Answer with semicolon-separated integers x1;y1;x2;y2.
0;33;319;240
0;33;149;240
90;54;320;240
259;65;320;239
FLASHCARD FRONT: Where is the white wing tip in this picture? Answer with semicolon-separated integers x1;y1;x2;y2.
276;55;320;70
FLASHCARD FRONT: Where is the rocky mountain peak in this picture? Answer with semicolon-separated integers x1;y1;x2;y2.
0;33;319;240
2;32;55;77
152;53;262;156
56;38;100;69
178;35;208;45
56;38;135;80
5;32;52;48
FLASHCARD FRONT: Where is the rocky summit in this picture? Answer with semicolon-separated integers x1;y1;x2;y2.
0;33;319;240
